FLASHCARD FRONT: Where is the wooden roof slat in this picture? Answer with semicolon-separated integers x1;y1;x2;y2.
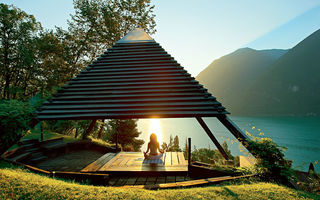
75;72;189;80
108;45;161;50
38;106;220;114
85;64;182;71
69;76;193;85
105;48;162;53
43;96;217;105
37;111;227;120
93;57;173;63
61;84;202;92
63;80;199;88
36;38;228;120
52;93;208;101
102;50;168;57
91;60;177;66
57;88;206;96
98;54;171;60
78;69;186;77
40;102;219;110
113;42;160;46
99;53;170;59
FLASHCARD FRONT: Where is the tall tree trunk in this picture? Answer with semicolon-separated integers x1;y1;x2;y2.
97;119;105;139
82;120;96;140
75;127;79;138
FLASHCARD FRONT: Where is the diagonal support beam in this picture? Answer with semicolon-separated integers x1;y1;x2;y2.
196;117;229;160
217;115;253;155
82;120;97;139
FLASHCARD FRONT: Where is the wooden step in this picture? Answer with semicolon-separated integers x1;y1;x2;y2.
18;139;39;146
30;155;48;163
19;143;38;150
25;147;41;153
31;152;44;158
11;152;31;162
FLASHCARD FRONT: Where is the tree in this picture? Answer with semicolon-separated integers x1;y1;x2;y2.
0;0;156;100
106;119;144;151
0;3;42;99
65;0;156;70
0;100;35;154
161;135;182;152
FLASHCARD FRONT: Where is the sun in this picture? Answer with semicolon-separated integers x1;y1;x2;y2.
148;119;162;145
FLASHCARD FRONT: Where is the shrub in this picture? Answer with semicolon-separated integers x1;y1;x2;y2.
246;137;294;183
0;100;35;154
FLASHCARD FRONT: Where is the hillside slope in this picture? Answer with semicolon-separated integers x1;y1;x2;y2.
241;29;320;115
196;48;288;114
0;161;318;199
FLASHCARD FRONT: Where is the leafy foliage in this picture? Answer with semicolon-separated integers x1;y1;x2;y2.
0;100;35;154
161;135;182;152
245;137;294;183
0;1;156;100
0;3;41;99
105;119;144;151
191;141;236;165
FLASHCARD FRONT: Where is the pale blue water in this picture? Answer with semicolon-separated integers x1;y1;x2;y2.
137;117;320;172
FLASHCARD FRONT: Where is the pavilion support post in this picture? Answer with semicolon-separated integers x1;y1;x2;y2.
188;138;191;167
82;120;97;140
115;120;119;150
97;119;105;139
40;122;43;142
217;115;251;152
196;117;229;160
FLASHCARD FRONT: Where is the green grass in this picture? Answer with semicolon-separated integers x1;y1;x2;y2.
8;128;79;151
0;161;319;200
89;136;115;148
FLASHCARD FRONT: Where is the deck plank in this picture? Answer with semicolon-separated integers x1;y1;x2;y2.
164;152;172;166
177;152;186;165
172;152;179;166
81;153;115;172
96;152;187;172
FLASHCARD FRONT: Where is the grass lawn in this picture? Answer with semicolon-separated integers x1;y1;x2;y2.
8;128;79;151
0;161;319;200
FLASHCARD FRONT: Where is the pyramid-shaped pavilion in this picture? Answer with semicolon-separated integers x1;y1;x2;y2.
35;28;250;160
36;28;229;120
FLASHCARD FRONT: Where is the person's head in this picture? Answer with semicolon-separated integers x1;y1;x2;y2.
150;133;158;144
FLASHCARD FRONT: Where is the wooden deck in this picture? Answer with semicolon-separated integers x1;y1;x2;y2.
81;152;188;175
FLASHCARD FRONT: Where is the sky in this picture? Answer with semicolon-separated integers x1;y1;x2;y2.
3;0;320;76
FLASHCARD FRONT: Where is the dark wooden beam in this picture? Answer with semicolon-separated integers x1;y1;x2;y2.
40;122;43;142
217;115;255;157
97;119;105;139
188;138;191;167
196;117;229;160
217;115;249;145
82;120;97;139
29;118;40;129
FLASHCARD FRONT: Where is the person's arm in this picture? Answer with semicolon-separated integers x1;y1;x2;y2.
157;143;163;153
145;143;150;153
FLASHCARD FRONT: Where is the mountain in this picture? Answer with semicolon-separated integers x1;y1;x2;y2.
197;28;320;116
196;48;288;114
241;29;320;116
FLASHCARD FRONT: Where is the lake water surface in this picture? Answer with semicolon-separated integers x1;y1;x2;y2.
137;116;320;171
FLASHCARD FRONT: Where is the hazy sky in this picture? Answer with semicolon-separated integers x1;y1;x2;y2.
3;0;320;76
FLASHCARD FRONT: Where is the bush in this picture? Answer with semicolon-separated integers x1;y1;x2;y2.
246;137;294;183
0;100;35;154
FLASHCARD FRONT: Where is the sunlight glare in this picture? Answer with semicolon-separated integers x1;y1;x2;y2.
148;119;162;145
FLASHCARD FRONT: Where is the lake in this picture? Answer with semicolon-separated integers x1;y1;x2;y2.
137;116;320;172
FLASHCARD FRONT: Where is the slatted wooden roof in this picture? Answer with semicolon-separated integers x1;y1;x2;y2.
36;28;229;120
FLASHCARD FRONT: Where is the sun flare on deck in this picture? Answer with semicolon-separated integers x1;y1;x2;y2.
148;119;163;145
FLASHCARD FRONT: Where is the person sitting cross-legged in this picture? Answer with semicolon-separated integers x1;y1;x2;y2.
144;133;164;160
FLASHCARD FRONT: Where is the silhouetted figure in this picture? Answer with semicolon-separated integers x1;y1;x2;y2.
308;162;315;173
144;133;163;160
